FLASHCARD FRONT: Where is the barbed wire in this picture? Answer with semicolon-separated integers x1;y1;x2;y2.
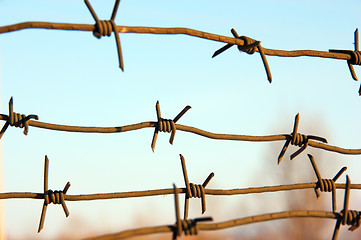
84;180;361;240
0;0;359;91
1;98;361;160
1;154;360;235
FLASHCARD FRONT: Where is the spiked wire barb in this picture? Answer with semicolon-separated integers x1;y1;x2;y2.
308;154;347;212
151;101;191;152
38;156;71;233
330;28;361;94
172;184;213;239
84;0;124;70
0;97;38;139
212;28;272;83
179;154;214;219
277;113;328;164
331;176;361;240
1;104;361;156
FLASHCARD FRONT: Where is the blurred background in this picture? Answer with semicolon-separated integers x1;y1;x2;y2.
0;0;361;239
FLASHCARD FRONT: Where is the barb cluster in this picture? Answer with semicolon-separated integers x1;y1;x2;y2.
38;156;71;233
0;97;38;139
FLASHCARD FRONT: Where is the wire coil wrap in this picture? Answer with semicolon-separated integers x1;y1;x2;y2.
0;97;39;139
44;189;66;205
93;20;114;38
157;118;176;133
349;50;361;65
238;35;259;54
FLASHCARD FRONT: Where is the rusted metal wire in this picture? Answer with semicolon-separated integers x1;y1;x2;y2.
307;154;347;212
277;113;328;164
0;3;359;85
331;176;361;240
84;182;361;240
212;28;272;83
1;98;361;158
84;0;124;70
2;154;361;234
179;154;214;219
0;97;38;139
37;156;71;233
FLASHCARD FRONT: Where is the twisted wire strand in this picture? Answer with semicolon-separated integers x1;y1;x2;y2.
0;20;359;85
83;210;340;240
1;99;361;157
1;182;361;205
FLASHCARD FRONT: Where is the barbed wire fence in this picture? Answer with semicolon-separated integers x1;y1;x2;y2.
0;0;361;240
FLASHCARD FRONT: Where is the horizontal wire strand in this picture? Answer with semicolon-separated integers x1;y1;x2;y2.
83;210;338;240
1;182;360;201
0;23;351;61
1;114;361;156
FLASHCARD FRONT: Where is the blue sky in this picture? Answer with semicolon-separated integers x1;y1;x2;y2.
0;0;361;239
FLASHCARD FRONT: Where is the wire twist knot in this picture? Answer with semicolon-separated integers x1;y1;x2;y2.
93;20;115;38
187;183;205;199
317;178;335;192
44;189;66;205
348;50;361;66
180;219;199;236
238;35;259;54
151;101;191;152
278;114;327;164
340;210;361;231
0;97;38;139
290;132;308;147
157;118;175;133
212;28;272;83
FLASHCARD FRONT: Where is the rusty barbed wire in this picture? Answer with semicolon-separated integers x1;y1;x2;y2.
0;97;38;139
212;28;272;83
1;98;361;158
331;176;361;240
307;154;347;213
85;179;361;240
2;153;361;235
0;2;359;88
179;154;214;219
38;155;71;233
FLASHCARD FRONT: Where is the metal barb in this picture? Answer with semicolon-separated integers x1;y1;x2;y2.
151;102;191;152
329;29;361;87
172;183;212;239
84;0;124;71
278;113;327;164
179;154;214;219
212;28;272;83
37;156;71;233
0;97;38;139
308;154;346;212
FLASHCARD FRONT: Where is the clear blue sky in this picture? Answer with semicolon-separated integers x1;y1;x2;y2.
0;0;361;239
